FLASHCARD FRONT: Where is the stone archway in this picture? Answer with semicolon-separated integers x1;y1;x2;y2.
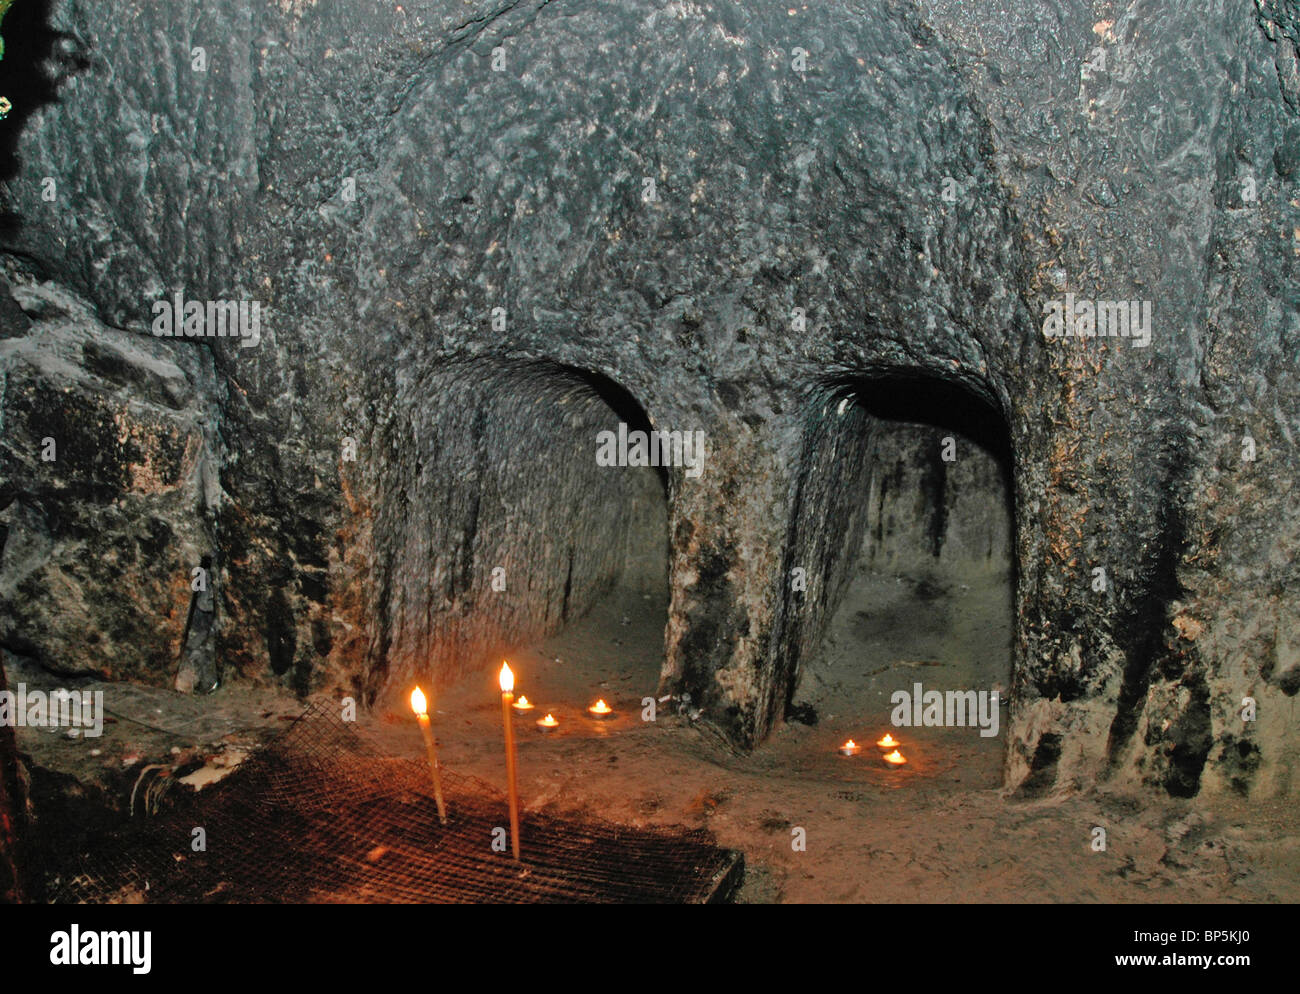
773;374;1016;786
364;358;670;699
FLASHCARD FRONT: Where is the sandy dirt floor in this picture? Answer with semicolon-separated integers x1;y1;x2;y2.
16;563;1300;903
361;566;1300;904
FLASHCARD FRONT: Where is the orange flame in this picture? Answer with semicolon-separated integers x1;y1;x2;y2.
589;699;612;714
410;687;428;716
499;661;514;693
877;733;899;749
883;749;907;765
513;695;533;710
538;713;559;727
844;739;857;749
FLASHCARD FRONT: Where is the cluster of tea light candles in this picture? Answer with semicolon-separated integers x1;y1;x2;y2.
409;660;617;860
510;691;613;729
840;732;908;766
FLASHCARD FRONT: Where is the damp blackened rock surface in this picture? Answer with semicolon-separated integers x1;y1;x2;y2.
0;652;28;902
0;277;222;686
0;0;1295;799
861;424;1011;573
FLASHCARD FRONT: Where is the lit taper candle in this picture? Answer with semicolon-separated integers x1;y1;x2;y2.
498;661;522;860
410;687;448;825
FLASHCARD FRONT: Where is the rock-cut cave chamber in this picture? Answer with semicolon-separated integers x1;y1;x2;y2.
1;0;1299;905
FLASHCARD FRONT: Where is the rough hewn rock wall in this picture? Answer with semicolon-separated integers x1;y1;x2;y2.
0;272;223;689
362;359;667;697
0;0;1295;799
913;0;1300;798
767;386;875;725
0;651;27;902
859;423;1011;577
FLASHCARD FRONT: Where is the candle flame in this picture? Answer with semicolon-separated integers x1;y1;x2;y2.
515;695;531;708
410;687;428;716
499;661;514;693
877;733;899;749
844;739;857;749
883;749;907;765
540;713;558;726
590;699;612;714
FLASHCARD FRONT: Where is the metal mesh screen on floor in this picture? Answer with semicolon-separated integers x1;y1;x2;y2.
45;703;744;904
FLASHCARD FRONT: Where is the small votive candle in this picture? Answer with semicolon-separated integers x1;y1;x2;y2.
838;739;861;757
882;749;908;766
587;699;614;719
512;695;535;712
536;713;559;732
877;733;900;749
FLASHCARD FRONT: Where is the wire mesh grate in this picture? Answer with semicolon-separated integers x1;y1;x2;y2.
45;702;744;904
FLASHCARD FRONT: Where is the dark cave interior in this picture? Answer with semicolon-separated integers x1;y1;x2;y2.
1;0;1299;906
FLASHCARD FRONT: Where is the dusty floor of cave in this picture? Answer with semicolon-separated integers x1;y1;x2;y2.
18;565;1300;903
